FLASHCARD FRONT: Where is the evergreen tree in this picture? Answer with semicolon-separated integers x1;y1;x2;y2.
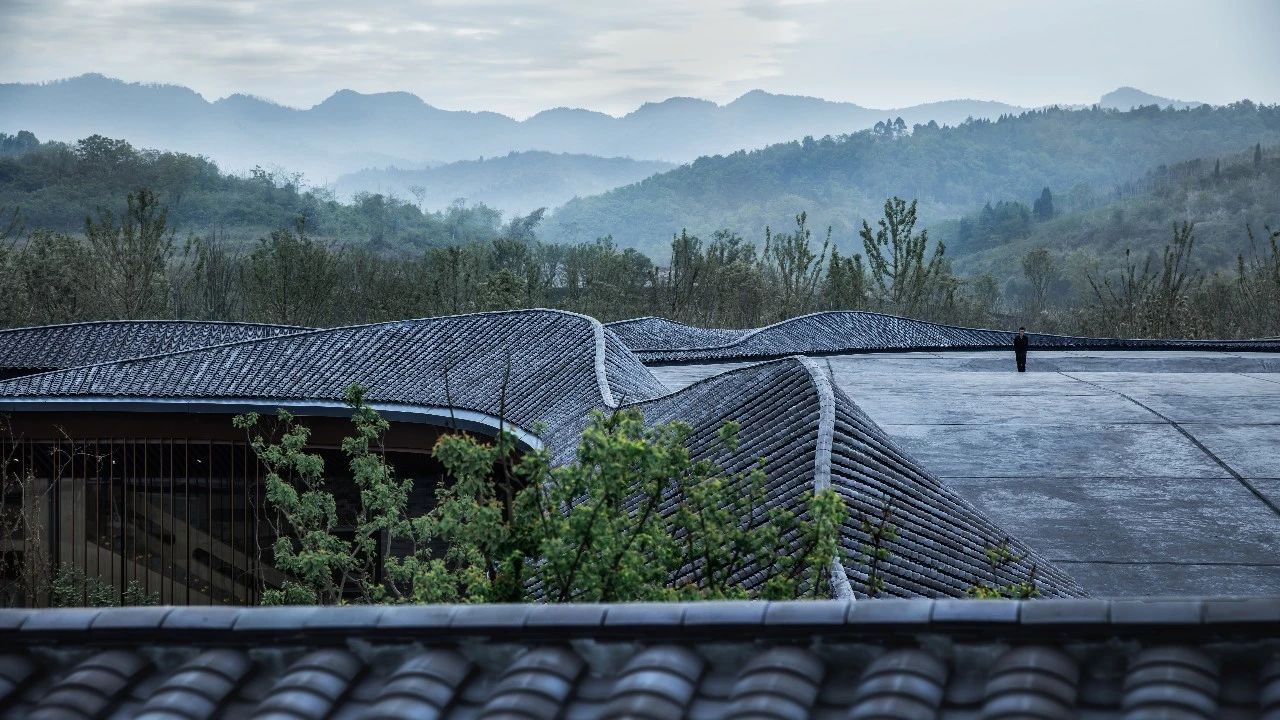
1033;187;1055;222
1257;143;1264;169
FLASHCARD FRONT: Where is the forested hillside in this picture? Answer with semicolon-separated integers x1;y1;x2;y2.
0;131;516;251
544;103;1280;256
940;144;1280;283
334;151;674;216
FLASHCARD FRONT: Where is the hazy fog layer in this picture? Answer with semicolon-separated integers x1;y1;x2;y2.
2;0;1277;118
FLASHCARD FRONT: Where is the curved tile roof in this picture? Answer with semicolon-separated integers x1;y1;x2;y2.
0;310;666;452
0;599;1275;719
628;358;1082;598
606;316;750;351
0;320;309;374
0;310;1079;598
608;312;1280;363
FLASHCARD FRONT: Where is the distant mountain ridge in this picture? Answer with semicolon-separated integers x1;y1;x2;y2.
334;151;675;216
1100;86;1204;110
543;103;1280;257
0;73;1041;182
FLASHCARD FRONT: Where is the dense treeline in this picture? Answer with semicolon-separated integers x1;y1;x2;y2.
545;102;1280;256
943;144;1280;275
0;132;509;252
2;183;1277;339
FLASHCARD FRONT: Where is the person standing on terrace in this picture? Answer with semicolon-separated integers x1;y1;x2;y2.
1013;327;1029;372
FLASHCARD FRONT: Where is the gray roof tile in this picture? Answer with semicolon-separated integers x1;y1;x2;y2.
0;320;306;372
0;600;1275;718
608;311;1280;363
1;309;1083;600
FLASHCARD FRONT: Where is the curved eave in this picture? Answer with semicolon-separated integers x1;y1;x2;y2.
0;396;544;451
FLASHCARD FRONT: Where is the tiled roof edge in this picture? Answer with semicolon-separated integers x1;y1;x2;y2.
4;599;1279;642
0;308;609;392
0;319;311;335
798;356;853;600
614;311;1280;360
588;312;618;407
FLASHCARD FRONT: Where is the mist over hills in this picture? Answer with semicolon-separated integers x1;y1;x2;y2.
0;73;1043;182
335;152;675;216
543;102;1280;257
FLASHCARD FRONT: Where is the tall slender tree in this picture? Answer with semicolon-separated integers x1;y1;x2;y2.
860;197;947;314
84;188;174;318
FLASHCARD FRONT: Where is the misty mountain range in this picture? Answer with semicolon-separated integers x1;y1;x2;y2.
334;152;675;218
0;74;1201;190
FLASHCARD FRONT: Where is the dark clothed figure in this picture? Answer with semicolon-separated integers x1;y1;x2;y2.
1013;330;1029;372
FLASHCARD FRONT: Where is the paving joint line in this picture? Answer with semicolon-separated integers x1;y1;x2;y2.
1057;370;1280;519
1239;371;1280;386
1049;559;1280;567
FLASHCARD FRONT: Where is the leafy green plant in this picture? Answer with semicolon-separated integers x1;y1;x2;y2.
49;564;158;608
858;494;898;597
967;538;1039;599
237;387;847;604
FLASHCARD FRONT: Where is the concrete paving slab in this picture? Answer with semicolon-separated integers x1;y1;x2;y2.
1248;480;1280;510
1051;561;1280;597
1184;425;1280;478
1131;394;1280;424
662;349;1280;596
882;423;1229;479
850;391;1157;426
939;475;1280;564
1068;372;1280;395
827;369;1107;397
649;362;755;391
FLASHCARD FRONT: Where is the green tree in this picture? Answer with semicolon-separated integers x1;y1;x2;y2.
477;268;525;311
14;231;95;325
234;385;404;604
1032;187;1054;221
824;248;867;310
244;215;339;325
238;391;847;604
763;212;830;319
1021;247;1058;315
83;188;175;318
860;197;948;314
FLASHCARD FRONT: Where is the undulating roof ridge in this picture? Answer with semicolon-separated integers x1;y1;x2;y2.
623;356;1083;598
0;309;667;449
797;356;854;599
609;310;1280;362
604;315;750;351
0;311;1081;598
0;319;312;374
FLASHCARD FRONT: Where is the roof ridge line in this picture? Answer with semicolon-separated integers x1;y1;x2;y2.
620;357;797;406
0;318;310;335
798;356;853;600
621;311;1280;357
588;315;618;408
0;309;612;395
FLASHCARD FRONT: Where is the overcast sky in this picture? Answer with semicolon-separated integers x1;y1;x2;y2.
2;0;1277;118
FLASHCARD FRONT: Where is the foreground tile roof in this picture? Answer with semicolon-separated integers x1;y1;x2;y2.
0;599;1276;719
626;358;1081;598
0;310;1083;599
0;320;308;375
608;312;1280;363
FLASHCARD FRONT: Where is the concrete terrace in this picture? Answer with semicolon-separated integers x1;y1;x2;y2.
653;350;1280;597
